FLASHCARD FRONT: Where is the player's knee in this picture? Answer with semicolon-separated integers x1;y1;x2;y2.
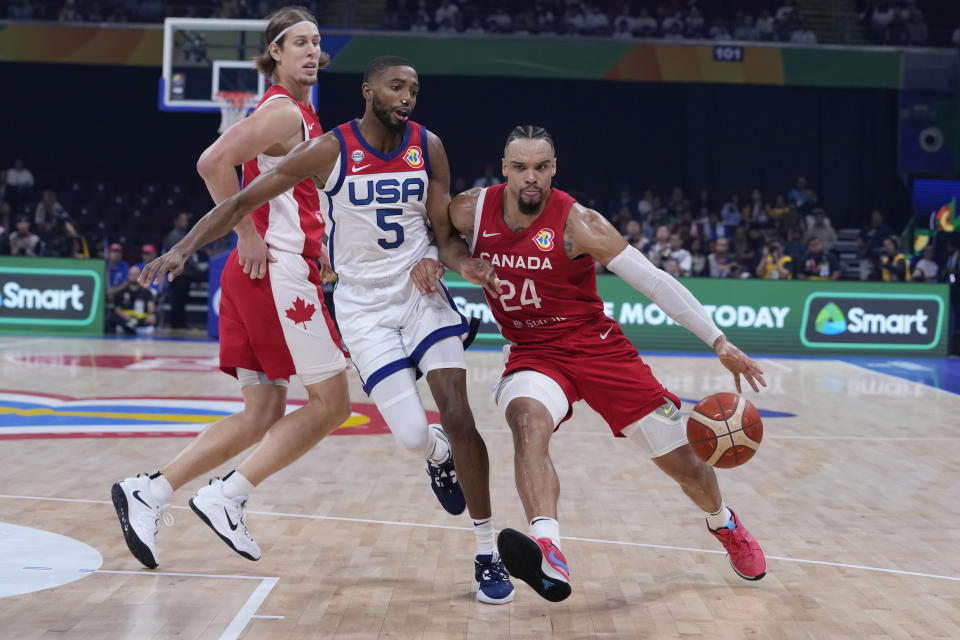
302;373;351;425
330;395;352;427
435;402;474;440
654;445;708;486
625;399;688;459
390;420;431;456
239;394;286;440
244;403;285;436
306;392;351;427
505;404;553;453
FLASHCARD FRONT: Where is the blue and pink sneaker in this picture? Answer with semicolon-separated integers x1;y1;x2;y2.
496;528;571;602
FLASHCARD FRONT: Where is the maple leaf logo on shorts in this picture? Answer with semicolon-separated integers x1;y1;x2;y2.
285;297;316;328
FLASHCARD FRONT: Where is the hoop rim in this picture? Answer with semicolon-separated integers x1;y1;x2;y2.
214;90;258;108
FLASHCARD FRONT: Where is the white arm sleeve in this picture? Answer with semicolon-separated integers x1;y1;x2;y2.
606;245;723;347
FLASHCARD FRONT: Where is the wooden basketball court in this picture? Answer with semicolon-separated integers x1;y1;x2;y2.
1;335;958;639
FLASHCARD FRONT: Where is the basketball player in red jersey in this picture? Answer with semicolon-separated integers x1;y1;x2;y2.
425;125;768;602
137;57;514;604
112;8;352;569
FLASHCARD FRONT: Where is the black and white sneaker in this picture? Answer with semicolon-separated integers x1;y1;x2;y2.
111;474;172;569
189;478;261;561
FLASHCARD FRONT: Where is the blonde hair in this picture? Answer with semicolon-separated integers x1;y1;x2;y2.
254;6;329;79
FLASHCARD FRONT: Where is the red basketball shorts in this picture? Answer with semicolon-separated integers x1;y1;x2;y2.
218;248;344;383
502;319;678;436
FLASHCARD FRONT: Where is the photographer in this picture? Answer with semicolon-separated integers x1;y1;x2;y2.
106;265;157;334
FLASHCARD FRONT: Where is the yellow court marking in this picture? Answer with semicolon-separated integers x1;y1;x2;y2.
0;405;371;427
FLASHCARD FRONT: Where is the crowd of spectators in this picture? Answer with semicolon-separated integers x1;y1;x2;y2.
0;160;90;259
389;0;821;43
0;157;223;332
598;174;960;285
4;0;957;49
857;1;930;46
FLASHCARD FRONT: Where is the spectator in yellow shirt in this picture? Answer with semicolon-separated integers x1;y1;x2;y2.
756;240;793;279
766;194;789;221
879;236;907;282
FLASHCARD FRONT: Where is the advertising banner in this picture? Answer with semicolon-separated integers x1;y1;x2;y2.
0;24;908;89
443;275;950;356
0;257;105;335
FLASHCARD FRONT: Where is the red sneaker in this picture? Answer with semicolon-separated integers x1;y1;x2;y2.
497;528;571;602
708;508;766;581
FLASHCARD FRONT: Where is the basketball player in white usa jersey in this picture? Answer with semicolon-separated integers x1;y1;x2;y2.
113;8;351;569
139;56;514;604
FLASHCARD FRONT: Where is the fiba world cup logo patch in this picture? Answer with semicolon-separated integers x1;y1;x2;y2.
403;145;424;169
533;228;554;251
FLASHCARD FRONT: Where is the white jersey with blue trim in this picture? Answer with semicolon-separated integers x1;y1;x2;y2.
320;119;435;283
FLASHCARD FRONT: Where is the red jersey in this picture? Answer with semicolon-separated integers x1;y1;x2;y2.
241;85;325;259
471;183;606;344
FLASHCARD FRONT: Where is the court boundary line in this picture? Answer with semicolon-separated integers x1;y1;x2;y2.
2;493;958;584
88;569;279;640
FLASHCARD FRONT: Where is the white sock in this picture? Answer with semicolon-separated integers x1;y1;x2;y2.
529;516;561;550
148;472;173;503
426;424;451;464
705;503;732;530
473;518;496;557
221;470;255;500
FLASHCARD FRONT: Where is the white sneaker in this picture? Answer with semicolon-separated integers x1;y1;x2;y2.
189;478;261;561
111;474;173;569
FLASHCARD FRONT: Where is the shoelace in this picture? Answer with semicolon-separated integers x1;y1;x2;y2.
480;561;510;583
147;504;174;538
719;524;751;555
430;459;458;488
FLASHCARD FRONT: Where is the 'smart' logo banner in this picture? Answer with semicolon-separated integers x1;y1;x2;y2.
0;257;105;335
801;292;944;350
444;275;950;356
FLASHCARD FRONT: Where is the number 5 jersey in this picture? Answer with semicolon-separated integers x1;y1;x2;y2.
321;119;434;284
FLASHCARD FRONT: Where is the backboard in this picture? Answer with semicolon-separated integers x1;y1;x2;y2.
159;17;318;114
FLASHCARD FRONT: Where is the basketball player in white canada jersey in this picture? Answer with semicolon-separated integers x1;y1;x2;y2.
112;7;351;570
137;56;514;604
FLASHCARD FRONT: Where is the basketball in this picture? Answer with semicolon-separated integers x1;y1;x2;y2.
686;393;763;468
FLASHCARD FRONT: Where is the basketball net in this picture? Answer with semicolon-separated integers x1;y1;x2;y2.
215;91;258;133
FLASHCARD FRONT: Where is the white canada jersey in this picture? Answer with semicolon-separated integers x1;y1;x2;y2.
320;119;434;284
241;85;326;259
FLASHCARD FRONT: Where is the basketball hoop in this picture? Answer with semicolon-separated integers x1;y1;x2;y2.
214;91;258;133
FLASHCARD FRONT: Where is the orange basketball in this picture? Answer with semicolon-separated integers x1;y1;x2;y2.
686;393;763;468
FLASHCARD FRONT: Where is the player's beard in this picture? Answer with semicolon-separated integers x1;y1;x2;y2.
372;94;406;134
518;189;542;215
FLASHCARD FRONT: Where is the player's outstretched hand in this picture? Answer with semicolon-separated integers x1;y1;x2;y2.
410;257;445;294
139;248;187;287
713;335;767;394
319;244;336;285
459;258;502;298
237;233;276;280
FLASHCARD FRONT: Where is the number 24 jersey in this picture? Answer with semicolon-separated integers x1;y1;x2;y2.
470;183;606;345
